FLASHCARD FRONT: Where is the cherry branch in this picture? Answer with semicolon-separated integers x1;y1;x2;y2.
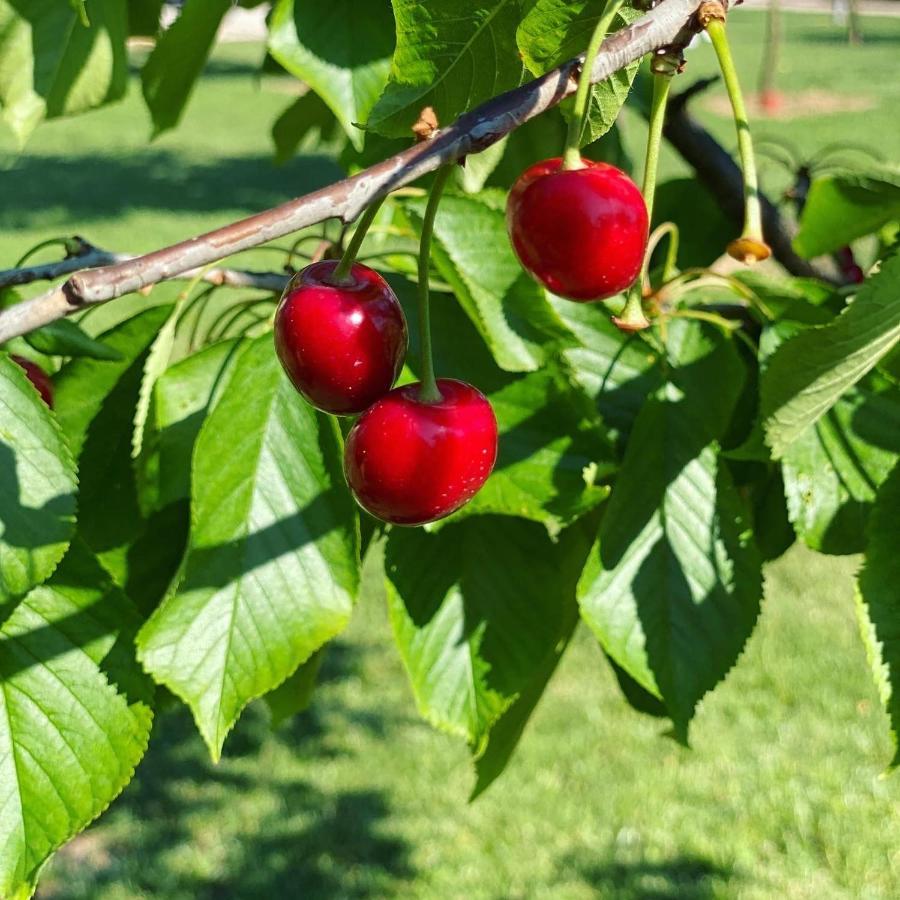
0;239;290;294
0;0;724;344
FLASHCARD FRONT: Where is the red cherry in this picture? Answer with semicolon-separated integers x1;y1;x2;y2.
344;378;498;526
274;260;407;415
507;157;648;301
11;355;53;407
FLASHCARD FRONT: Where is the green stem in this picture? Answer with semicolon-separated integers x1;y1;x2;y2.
616;69;673;330
640;70;672;225
15;237;71;268
562;0;625;170
416;167;452;404
646;222;680;284
705;18;762;240
330;196;386;283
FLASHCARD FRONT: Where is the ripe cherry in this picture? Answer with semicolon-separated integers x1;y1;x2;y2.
11;355;53;407
274;260;407;416
344;379;498;526
507;157;648;301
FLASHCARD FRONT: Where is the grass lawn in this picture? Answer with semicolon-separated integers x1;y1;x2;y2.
2;9;898;900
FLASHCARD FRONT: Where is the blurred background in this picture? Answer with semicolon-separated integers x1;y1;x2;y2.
3;2;900;897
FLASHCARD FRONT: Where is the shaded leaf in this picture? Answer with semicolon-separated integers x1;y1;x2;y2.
386;515;592;757
577;321;760;740
137;335;359;759
0;0;127;143
856;461;900;768
458;367;615;533
553;297;662;447
781;377;900;555
0;354;77;607
471;587;580;798
264;648;324;726
24;319;122;361
271;92;343;165
794;168;900;259
268;0;394;150
141;0;232;136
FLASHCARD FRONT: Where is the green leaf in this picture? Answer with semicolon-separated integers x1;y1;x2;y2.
402;191;574;372
458;367;615;533
138;339;246;515
781;377;900;555
0;0;127;143
127;0;163;36
268;0;394;151
0;541;152;899
577;321;760;740
54;307;173;460
748;466;795;562
136;335;359;759
264;648;324;727
54;308;174;588
140;0;231;137
605;653;668;719
368;0;525;138
794;168;900;259
856;461;900;768
654;178;740;267
385;515;592;754
553;298;662;446
132;305;181;460
271;92;342;165
517;1;640;145
761;249;900;458
456;137;509;194
0;355;77;608
471;586;580;798
24;319;122;362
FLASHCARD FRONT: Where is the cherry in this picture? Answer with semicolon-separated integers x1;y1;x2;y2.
507;157;648;302
274;260;407;415
11;355;53;407
344;378;498;526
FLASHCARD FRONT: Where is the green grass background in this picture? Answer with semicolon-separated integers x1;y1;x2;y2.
1;9;898;899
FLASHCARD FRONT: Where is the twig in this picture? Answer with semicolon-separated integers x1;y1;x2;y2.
0;240;290;294
0;0;729;343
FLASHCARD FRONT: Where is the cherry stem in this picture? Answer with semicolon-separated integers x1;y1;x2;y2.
646;222;680;285
640;69;672;226
617;67;673;329
329;195;387;284
562;0;625;171
416;166;452;404
704;18;763;241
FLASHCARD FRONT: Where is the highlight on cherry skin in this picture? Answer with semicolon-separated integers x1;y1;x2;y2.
12;354;54;408
274;259;408;416
506;157;649;302
343;378;499;527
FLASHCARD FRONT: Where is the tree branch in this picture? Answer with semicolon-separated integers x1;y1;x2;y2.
0;0;725;344
0;240;291;294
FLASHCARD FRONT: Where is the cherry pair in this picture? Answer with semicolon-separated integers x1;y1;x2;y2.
274;260;496;526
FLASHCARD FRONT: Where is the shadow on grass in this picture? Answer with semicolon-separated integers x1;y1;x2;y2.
38;642;415;900
0;152;343;231
570;853;735;899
